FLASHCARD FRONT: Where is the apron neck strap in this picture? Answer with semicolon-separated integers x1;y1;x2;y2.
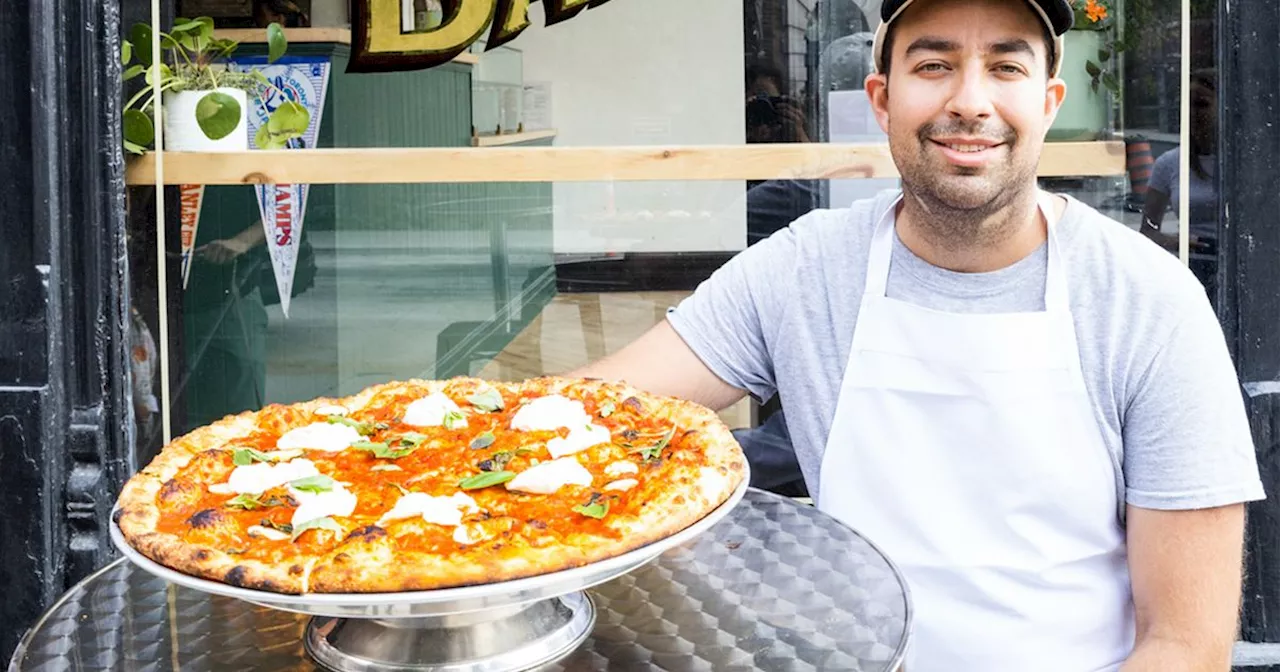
865;190;1070;310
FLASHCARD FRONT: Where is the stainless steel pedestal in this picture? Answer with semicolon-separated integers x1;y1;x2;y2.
11;489;912;671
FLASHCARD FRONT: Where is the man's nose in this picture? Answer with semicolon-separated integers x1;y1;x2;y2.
944;67;995;120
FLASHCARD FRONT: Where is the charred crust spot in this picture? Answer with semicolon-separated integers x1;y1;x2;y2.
345;525;387;543
186;508;224;529
622;396;644;413
289;564;305;576
159;479;191;501
334;553;351;565
225;566;250;587
112;508;125;524
528;519;547;530
194;550;211;561
620;429;640;441
200;449;223;459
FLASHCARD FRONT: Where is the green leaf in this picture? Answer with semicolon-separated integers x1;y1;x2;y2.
467;388;504;412
628;426;676;461
598;402;615;418
469;431;496;450
194;16;215;41
145;63;173;87
122;40;133;65
291;516;343;542
123;109;154;148
259;518;293;533
267;22;287;64
225;494;283;510
399;432;430;446
123;139;147;155
170;18;204;34
123;64;146;82
443;410;468;430
1102;72;1119;95
1085;61;1102;78
573;501;609;519
353;440;416;460
487;451;514;471
195;91;242;141
232;447;272;466
267;99;310;134
129;24;153;67
459;471;515;490
289;474;336;494
1097;49;1111;63
326;415;382;436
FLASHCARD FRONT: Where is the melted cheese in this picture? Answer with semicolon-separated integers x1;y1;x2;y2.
224;458;320;494
276;422;362;452
604;478;639;492
510;395;591;431
403;393;465;427
452;523;492;546
604;460;639;478
313;404;349;416
506;458;594;495
377;492;479;527
289;483;358;527
547;423;612;459
246;525;290;541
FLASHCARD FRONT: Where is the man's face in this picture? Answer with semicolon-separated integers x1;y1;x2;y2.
865;0;1065;212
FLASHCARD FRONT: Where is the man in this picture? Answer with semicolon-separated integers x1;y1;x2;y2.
572;0;1266;669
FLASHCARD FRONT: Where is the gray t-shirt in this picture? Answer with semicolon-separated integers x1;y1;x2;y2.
668;189;1265;509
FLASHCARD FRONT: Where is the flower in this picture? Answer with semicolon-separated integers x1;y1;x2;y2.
1085;0;1108;22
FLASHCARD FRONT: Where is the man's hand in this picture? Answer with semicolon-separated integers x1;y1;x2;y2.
569;320;747;412
1121;503;1247;671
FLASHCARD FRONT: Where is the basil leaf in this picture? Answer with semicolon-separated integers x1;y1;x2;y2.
353;441;416;459
467;388;505;412
289;474;336;494
573;501;610;519
599;402;615;418
459;470;515;490
260;518;293;533
291;516;344;542
224;494;264;510
469;431;496;450
399;432;430;447
443;410;468;430
326;415;383;436
232;447;272;466
629;426;676;461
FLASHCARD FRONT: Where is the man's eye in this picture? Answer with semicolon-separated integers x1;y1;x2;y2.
917;63;948;72
996;64;1025;75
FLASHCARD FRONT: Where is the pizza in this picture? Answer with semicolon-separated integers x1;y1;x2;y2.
113;376;748;594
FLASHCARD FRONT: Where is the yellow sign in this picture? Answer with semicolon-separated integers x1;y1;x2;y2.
350;0;613;72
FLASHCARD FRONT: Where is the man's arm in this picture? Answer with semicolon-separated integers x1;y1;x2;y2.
1121;503;1247;671
569;319;748;412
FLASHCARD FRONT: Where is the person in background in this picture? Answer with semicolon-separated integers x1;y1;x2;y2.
572;0;1263;669
253;0;309;28
1141;69;1219;305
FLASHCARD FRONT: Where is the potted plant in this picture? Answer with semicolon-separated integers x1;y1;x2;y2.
1051;0;1121;140
120;17;310;153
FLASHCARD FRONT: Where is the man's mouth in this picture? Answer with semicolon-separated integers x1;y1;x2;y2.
928;138;1004;167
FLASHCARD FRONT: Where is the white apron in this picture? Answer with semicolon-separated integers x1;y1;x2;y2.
818;192;1135;671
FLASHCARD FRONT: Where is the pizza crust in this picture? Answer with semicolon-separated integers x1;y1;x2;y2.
114;376;748;594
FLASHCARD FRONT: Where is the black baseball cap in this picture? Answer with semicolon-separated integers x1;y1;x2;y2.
872;0;1075;76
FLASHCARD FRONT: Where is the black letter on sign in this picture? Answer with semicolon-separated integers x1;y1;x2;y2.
488;0;533;50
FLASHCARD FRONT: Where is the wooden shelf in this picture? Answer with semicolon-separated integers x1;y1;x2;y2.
124;141;1125;186
470;130;559;147
212;28;480;64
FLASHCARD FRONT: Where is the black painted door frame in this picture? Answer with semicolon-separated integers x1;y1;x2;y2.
0;0;133;662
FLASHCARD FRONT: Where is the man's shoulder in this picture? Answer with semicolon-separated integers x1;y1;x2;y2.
1058;194;1210;315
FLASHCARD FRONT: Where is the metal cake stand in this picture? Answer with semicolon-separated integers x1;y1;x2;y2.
14;488;912;672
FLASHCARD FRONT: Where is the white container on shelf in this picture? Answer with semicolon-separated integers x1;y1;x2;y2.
162;88;248;152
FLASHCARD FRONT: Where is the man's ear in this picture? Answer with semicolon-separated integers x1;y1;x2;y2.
1043;76;1067;129
865;72;891;134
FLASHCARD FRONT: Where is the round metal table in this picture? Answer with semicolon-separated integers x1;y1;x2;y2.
10;489;911;671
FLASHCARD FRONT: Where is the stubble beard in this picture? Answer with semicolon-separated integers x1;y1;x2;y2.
893;120;1039;250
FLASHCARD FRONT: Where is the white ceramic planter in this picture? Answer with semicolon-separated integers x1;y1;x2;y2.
162;88;248;152
1049;30;1110;140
